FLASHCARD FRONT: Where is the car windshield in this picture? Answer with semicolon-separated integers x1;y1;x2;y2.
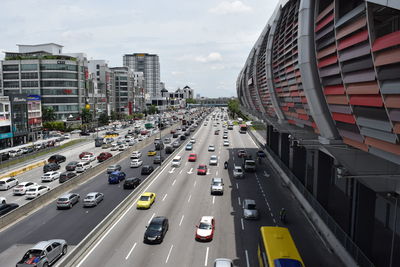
86;196;94;199
246;162;255;166
247;204;257;210
235;168;243;173
211;156;217;160
199;222;211;230
199;166;206;170
212;182;222;186
140;196;150;201
58;198;68;201
148;224;162;231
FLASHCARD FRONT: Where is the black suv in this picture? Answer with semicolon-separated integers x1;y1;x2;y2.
165;146;175;154
0;203;19;216
180;135;187;140
48;154;66;164
141;165;154;175
144;216;169;244
59;171;77;183
153;156;164;164
123;177;141;189
65;161;79;171
43;163;60;173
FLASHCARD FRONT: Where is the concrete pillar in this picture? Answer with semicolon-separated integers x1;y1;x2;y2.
270;130;279;155
280;133;290;166
316;151;333;208
292;145;306;184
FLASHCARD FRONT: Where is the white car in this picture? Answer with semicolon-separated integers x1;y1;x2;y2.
190;138;196;144
128;140;137;146
0;197;6;204
208;145;215;152
9;149;23;158
13;182;38;195
81;154;96;162
25;185;50;199
63;133;71;139
130;159;143;168
111;144;119;151
0;177;19;190
131;151;142;159
41;171;61;182
138;136;144;141
209;155;218;165
118;144;127;151
223;140;230;146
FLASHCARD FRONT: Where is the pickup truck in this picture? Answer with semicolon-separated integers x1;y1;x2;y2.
16;239;67;267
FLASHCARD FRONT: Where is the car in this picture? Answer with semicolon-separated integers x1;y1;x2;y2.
111;144;119;151
172;141;181;148
170;129;176;134
165;145;175;154
184;131;190;136
214;258;234;267
209;155;218;165
97;152;112;162
147;150;157;156
13;182;38;195
243;199;259;220
130;159;143;168
195;216;215;241
257;150;266;158
102;143;112;149
185;143;193;150
188;153;197;162
56;193;80;209
83;192;104;207
223;134;228;139
16;239;68;267
79;152;94;159
123;177;141;189
210;178;224;195
65;161;79;171
118;144;127;151
75;161;91;173
9;149;23;158
223;130;228;134
48;154;66;164
0;197;6;204
190;138;196;144
208;145;215;152
237;149;247;158
153;155;164;164
180;135;187;141
137;192;156;209
214;130;219;135
59;171;77;183
80;131;91;136
108;171;126;184
233;165;244;178
144;216;169;244
107;164;122;174
141;165;154;175
172;133;179;138
25;185;50;199
0;203;19;215
131;151;142;159
0;177;19;190
41;171;61;182
43;162;60;173
81;154;96;162
164;137;171;144
197;164;208;175
223;140;230;146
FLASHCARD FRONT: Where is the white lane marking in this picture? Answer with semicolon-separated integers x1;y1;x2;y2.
216;170;218;176
238;197;241;206
162;194;168;201
185;162;188;166
245;250;250;267
241;218;244;230
179;215;185;226
188;194;192;202
169;167;175;174
125;242;137;260
212;196;215;204
204;247;209;266
148;213;155;224
236;183;239;189
187;168;193;174
165;244;174;263
264;171;270;177
179;169;183;174
172;179;176;186
194;181;197;187
75;152;174;267
233;156;235;161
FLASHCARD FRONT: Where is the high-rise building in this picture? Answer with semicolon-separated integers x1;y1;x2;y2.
88;60;114;116
123;53;160;97
0;43;88;121
110;67;135;115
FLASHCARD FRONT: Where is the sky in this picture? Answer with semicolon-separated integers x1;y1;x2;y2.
0;0;279;98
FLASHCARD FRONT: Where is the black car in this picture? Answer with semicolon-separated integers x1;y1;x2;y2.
123;177;141;189
0;203;19;216
65;161;79;171
59;171;77;183
80;131;91;136
141;165;154;175
172;133;179;138
184;131;190;136
257;150;266;158
144;216;169;244
48;154;66;164
180;135;187;141
43;163;60;173
165;146;175;154
154;142;164;151
153;156;164;164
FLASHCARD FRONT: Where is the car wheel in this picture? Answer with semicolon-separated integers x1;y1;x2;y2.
69;203;72;209
62;245;68;255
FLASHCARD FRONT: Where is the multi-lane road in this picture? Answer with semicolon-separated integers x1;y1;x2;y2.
0;111;343;266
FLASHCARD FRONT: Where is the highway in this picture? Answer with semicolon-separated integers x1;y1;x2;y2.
70;113;343;267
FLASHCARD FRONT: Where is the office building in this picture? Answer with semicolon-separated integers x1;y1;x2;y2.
0;96;12;149
110;67;135;115
88;60;114;116
237;1;400;266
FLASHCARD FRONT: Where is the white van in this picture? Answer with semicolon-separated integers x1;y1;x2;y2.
76;161;91;173
171;156;182;167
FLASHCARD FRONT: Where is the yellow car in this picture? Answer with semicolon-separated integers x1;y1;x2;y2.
137;192;156;209
147;150;157;156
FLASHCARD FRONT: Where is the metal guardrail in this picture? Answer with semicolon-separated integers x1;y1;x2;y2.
248;129;374;267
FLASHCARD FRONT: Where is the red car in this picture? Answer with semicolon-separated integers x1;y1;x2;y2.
97;152;112;162
170;129;176;134
197;164;208;175
79;151;94;159
195;216;215;241
237;150;247;158
188;153;197;162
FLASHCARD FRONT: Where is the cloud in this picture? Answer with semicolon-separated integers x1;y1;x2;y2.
171;71;184;75
195;52;222;63
211;64;225;70
209;1;252;15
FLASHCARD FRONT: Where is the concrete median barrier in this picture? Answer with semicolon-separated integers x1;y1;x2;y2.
0;160;47;179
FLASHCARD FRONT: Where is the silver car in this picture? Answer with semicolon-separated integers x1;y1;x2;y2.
243;199;259;220
233;165;244;178
16;239;67;267
56;193;80;209
209;155;218;165
83;192;104;207
210;178;224;195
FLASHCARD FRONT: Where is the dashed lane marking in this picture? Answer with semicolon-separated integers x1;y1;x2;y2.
165;244;174;263
125;242;137;260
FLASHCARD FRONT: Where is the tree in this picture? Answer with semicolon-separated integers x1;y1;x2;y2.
98;112;109;125
81;108;93;124
147;105;158;115
186;98;196;104
228;99;240;118
110;111;118;121
42;106;56;122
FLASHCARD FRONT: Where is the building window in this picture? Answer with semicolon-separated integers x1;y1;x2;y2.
3;73;19;79
96;64;100;69
41;72;77;79
21;72;38;79
3;81;19;88
2;65;19;71
21;81;38;88
41;80;78;87
40;64;78;71
21;64;38;71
